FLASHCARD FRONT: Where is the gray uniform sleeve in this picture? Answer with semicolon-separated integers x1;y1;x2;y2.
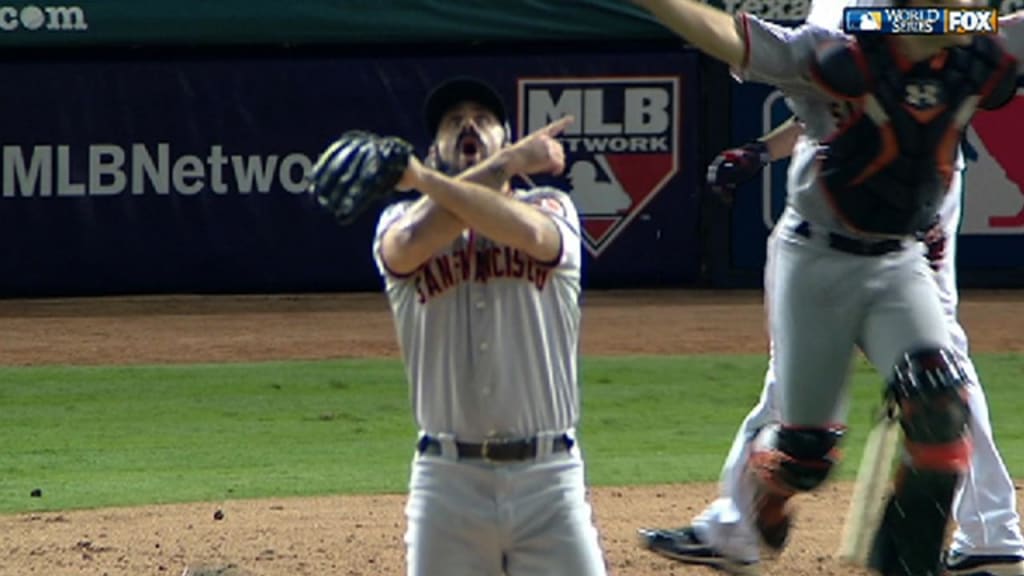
1000;13;1024;73
518;187;581;272
735;14;848;96
371;199;416;278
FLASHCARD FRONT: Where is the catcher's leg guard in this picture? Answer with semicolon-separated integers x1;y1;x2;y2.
747;424;844;549
868;348;972;576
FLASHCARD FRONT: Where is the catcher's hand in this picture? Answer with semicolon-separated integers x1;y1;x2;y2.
308;130;414;226
706;140;771;203
921;221;948;272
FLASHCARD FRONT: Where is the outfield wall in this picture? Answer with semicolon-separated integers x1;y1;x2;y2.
2;1;1022;296
0;43;705;296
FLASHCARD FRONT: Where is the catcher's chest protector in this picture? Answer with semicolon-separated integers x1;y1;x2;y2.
812;35;1018;236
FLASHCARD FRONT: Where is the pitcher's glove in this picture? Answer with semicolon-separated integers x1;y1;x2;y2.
308;130;414;226
707;140;771;203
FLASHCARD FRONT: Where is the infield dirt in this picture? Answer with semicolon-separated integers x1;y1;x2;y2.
2;290;1022;576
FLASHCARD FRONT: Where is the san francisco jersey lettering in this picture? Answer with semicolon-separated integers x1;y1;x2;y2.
372;186;582;441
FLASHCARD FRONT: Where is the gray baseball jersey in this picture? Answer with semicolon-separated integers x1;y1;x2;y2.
686;7;1024;565
373;186;582;443
736;13;1024;239
728;13;1024;429
804;0;975;171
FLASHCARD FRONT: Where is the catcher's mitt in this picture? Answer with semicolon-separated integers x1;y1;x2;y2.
308;130;414;226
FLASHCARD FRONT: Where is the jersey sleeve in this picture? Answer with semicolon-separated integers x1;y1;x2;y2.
1000;12;1024;73
371;199;416;279
519;187;582;273
735;14;847;96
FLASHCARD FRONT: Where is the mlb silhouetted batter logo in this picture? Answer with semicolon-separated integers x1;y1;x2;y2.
857;12;882;30
517;77;679;257
964;88;1024;232
567;156;631;214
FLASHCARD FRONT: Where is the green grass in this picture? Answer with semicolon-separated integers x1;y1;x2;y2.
2;355;1023;515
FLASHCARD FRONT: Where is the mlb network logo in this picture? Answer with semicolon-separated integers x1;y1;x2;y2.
843;7;998;35
517;76;679;257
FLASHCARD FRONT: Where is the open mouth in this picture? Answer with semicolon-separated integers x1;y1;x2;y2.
458;134;482;158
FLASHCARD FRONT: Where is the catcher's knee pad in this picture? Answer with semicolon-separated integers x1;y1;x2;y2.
749;425;844;495
869;347;972;576
888;347;972;473
747;425;844;549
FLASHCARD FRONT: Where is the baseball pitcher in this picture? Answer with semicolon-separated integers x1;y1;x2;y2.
308;78;607;576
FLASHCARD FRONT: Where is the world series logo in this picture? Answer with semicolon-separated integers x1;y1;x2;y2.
516;76;679;257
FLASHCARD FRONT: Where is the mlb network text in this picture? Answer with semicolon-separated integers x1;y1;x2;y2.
843;7;998;35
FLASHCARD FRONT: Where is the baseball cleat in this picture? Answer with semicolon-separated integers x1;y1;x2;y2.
637;526;760;576
752;491;792;551
943;550;1024;576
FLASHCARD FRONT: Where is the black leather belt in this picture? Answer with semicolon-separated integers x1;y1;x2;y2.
794;220;903;256
417;434;574;462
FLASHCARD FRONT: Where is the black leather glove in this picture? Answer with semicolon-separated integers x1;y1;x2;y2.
308;130;413;226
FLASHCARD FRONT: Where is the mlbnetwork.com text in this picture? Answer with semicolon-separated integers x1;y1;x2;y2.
1;144;315;197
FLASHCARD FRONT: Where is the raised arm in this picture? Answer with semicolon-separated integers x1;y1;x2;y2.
632;0;747;70
379;146;523;275
380;117;574;274
391;117;574;265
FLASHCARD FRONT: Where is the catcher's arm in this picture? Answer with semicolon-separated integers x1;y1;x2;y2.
631;0;746;70
762;116;802;161
381;116;573;273
396;116;573;263
707;116;802;201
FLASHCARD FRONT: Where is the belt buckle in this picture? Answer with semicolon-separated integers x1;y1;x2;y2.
480;438;499;462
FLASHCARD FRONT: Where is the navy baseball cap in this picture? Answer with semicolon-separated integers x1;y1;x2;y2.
424;77;507;137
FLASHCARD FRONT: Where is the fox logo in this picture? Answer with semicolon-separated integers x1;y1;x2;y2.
946;9;997;34
517;77;679;257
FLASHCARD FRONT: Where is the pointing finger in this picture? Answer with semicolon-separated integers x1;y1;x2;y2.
542;115;575;137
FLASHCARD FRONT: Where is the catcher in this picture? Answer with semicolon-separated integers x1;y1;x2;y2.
631;0;1021;575
309;78;608;576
